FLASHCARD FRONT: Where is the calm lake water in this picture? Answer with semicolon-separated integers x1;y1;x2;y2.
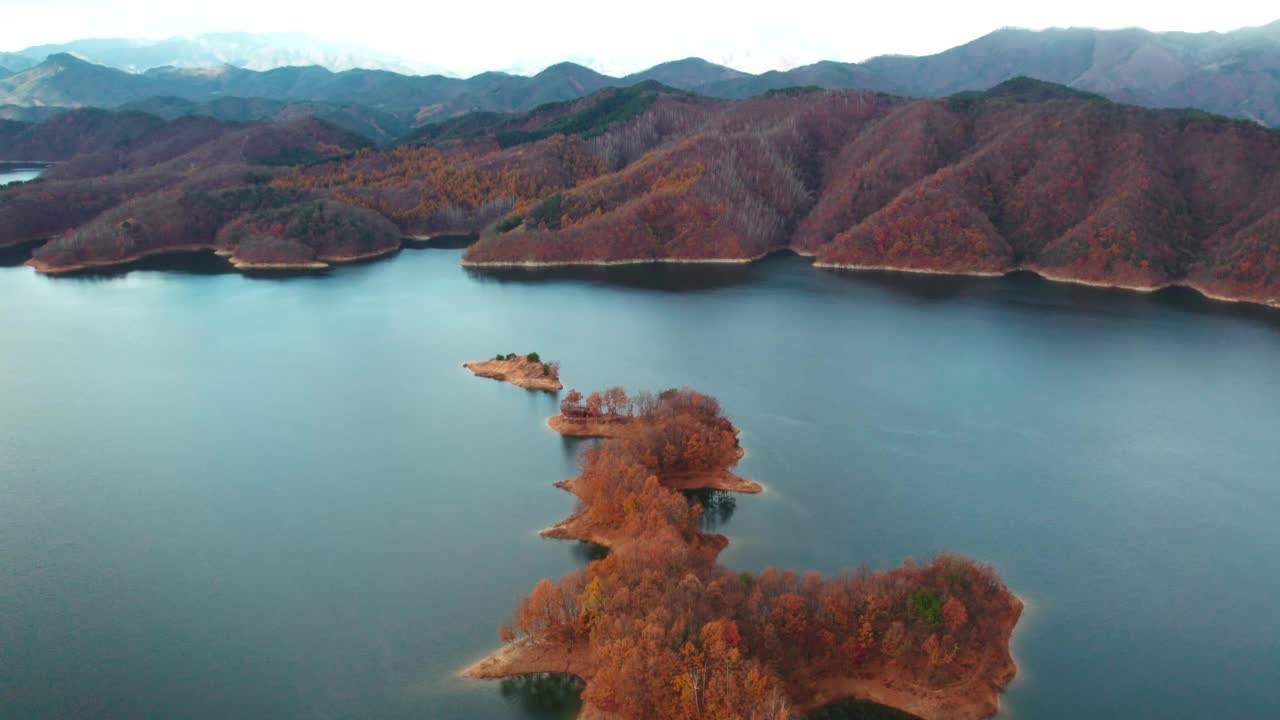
1;238;1278;719
0;168;44;185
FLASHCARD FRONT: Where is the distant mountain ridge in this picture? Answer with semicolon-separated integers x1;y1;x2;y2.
3;21;1279;129
0;32;446;75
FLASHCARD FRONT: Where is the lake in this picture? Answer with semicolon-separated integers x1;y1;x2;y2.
0;168;45;185
1;238;1278;718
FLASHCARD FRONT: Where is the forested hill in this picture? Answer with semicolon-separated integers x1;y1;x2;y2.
2;21;1279;129
4;79;1278;309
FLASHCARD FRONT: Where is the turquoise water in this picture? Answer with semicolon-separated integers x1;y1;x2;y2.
0;245;1277;719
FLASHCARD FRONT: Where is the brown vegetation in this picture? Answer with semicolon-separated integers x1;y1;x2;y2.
464;354;563;392
9;82;1277;306
550;387;759;495
465;387;1020;720
0;115;379;270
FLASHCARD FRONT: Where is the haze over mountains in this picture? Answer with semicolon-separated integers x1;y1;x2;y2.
2;21;1279;129
0;32;446;75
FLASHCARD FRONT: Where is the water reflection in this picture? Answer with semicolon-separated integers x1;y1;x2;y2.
0;239;41;267
49;250;238;279
684;489;737;531
804;699;921;720
558;435;596;462
466;260;763;293
498;674;584;720
403;234;478;250
569;541;609;564
820;266;988;304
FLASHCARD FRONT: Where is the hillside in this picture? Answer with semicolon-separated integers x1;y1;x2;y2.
0;107;164;160
118;96;410;144
858;24;1280;124
456;82;1280;306
4;81;1279;308
623;57;747;88
0;113;385;273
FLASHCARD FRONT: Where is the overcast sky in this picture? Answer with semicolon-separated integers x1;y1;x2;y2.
2;0;1276;75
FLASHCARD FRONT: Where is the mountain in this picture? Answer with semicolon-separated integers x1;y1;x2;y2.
0;105;66;123
0;53;36;73
858;23;1280;125
0;111;387;272
452;81;1279;306
697;60;899;98
4;22;1280;129
0;54;145;108
622;58;747;89
0;107;163;160
703;23;1280;125
5;32;446;75
6;81;1280;307
0;55;607;126
118;96;411;144
535;62;614;93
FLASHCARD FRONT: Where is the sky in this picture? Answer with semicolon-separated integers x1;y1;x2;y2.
1;0;1277;76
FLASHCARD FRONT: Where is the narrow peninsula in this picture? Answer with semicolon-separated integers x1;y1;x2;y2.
464;386;1021;720
464;353;562;392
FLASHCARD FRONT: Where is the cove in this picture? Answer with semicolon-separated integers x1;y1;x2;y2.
0;247;1277;719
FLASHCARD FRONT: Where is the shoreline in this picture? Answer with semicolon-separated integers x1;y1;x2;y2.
460;248;784;268
25;243;402;276
465;251;1279;309
813;261;1007;278
14;233;1278;309
545;415;636;438
464;357;563;392
817;260;1279;309
25;244;219;275
461;637;593;681
798;593;1023;720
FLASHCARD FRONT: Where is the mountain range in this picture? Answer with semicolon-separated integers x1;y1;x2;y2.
0;32;446;75
3;79;1278;308
2;22;1279;130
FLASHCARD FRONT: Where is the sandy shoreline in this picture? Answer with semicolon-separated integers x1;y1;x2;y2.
814;261;1006;278
462;637;593;680
232;244;401;270
465;252;1278;309
818;261;1278;309
15;234;1278;308
460;249;783;268
25;244;219;275
26;243;402;275
545;415;636;438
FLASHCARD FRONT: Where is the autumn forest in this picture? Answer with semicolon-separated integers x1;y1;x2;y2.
464;388;1022;720
2;79;1278;308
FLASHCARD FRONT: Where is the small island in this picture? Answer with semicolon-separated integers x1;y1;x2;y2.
464;352;562;392
465;386;1022;720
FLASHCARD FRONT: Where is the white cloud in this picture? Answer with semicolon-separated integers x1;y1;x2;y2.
1;0;1275;76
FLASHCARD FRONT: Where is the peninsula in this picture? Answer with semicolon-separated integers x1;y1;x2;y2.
464;353;562;391
464;386;1021;720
